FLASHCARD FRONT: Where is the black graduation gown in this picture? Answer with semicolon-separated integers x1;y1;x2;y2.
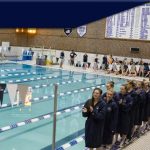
116;93;132;135
148;90;150;117
128;90;138;127
102;99;118;145
142;91;149;122
127;90;138;139
144;89;150;120
115;92;121;133
136;89;146;125
133;88;139;125
102;92;118;103
82;99;106;148
102;92;119;133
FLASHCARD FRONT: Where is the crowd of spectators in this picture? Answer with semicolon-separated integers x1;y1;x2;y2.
57;51;150;79
100;55;150;78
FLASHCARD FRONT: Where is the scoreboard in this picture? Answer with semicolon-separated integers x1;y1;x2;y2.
105;3;150;40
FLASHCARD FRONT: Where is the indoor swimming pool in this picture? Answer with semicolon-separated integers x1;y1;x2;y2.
0;62;126;150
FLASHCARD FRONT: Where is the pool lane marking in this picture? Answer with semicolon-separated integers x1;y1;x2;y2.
56;135;85;150
0;103;84;133
1;84;104;109
3;79;83;94
0;74;65;84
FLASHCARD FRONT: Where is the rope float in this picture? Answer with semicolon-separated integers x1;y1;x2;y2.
0;103;84;133
56;135;85;150
3;79;83;94
1;84;104;109
0;75;61;84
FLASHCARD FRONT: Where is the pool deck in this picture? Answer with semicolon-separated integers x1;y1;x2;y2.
14;59;149;82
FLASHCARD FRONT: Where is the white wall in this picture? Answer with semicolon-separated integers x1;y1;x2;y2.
1;46;150;65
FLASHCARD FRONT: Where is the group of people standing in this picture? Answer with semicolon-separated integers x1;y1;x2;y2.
59;50;77;68
59;50;89;69
82;80;150;150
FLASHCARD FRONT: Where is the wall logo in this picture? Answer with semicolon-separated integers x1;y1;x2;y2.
64;28;72;36
77;25;87;37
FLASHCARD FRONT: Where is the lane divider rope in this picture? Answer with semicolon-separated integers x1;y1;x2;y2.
0;71;54;77
56;135;85;150
3;79;83;94
0;67;61;73
1;84;104;109
0;74;67;84
0;72;83;84
0;103;84;133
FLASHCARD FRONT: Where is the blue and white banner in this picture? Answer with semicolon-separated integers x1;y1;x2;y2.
77;25;87;37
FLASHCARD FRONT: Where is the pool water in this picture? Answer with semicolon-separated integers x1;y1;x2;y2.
0;63;126;150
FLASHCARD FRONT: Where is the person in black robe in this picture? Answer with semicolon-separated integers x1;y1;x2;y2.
132;81;140;128
126;80;138;142
82;88;106;150
143;81;150;132
135;81;147;136
147;83;150;130
102;81;118;102
83;53;88;69
102;55;108;70
70;50;77;66
102;81;119;145
115;84;133;147
102;90;118;149
59;51;65;68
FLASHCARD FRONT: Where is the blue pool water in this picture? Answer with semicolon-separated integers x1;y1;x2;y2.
0;63;126;150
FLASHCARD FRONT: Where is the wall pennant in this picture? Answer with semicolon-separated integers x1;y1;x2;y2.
77;25;87;37
64;28;72;36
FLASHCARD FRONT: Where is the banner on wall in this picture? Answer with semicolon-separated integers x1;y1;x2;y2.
77;25;87;37
64;28;72;36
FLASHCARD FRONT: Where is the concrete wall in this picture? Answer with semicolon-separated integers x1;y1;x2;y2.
0;29;27;46
26;19;150;59
0;19;150;59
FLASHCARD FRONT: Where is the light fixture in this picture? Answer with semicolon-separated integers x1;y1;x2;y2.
16;28;36;34
16;28;26;33
16;28;19;32
27;28;36;34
